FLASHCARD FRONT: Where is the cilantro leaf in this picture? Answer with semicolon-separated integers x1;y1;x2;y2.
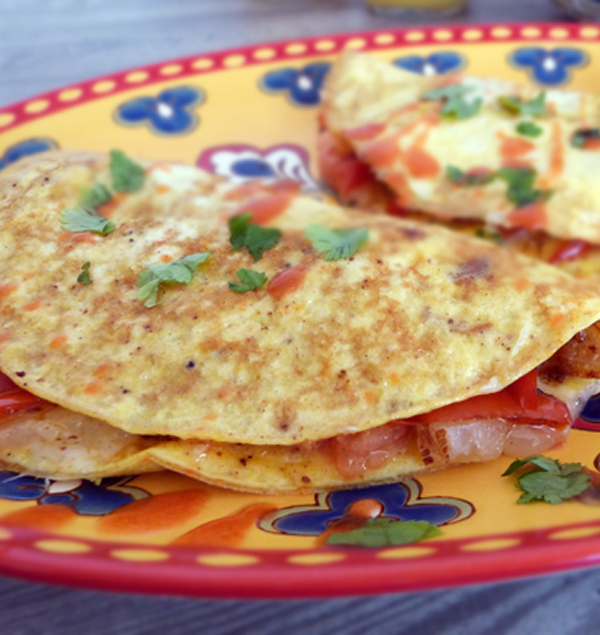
498;92;547;117
496;166;552;208
516;121;543;138
110;149;145;192
447;165;495;186
77;261;93;285
79;183;112;210
228;268;267;293
229;214;253;251
502;454;591;504
228;214;282;261
305;225;369;261
60;207;115;235
136;252;211;307
422;84;482;120
325;519;442;548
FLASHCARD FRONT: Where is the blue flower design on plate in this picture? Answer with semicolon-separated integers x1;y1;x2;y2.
0;137;58;171
509;47;588;86
393;52;466;76
0;472;148;516
260;62;331;106
114;86;205;135
259;480;474;537
197;143;319;191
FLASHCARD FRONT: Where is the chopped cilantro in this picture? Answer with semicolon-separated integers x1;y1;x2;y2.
447;165;495;186
228;268;267;293
421;84;482;120
571;128;600;149
80;183;112;210
496;166;552;208
498;92;547;117
305;225;369;261
60;207;115;235
228;214;282;261
77;261;93;285
325;519;442;548
516;121;543;138
136;252;211;307
110;149;145;193
502;454;591;504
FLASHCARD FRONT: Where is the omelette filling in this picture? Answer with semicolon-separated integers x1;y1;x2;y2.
1;328;598;484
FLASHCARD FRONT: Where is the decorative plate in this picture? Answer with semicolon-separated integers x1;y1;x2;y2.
2;23;600;599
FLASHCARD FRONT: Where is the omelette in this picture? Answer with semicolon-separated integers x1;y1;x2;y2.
2;150;600;493
320;51;600;249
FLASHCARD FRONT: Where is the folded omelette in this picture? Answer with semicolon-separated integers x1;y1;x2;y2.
2;149;600;493
320;51;600;246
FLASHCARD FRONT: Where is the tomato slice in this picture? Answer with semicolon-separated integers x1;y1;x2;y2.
0;389;45;419
410;370;571;427
549;239;592;264
0;371;17;393
318;129;375;199
0;371;47;419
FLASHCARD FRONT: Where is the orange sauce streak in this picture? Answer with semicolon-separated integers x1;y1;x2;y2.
0;504;77;531
403;146;440;179
83;381;103;395
73;232;99;244
345;122;387;141
363;134;401;169
23;300;41;312
498;133;535;159
267;264;307;300
0;283;18;298
171;503;278;548
549;120;565;180
160;254;173;263
507;202;547;231
97;192;127;219
22;272;36;281
96;490;209;535
155;184;172;194
223;181;266;201
236;193;293;225
550;312;566;328
388;372;401;385
384;173;413;205
49;335;67;349
316;499;384;546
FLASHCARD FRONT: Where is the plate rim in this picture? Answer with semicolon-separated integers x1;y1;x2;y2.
2;21;600;598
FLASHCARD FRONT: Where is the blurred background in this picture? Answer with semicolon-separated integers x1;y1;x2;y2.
0;0;582;108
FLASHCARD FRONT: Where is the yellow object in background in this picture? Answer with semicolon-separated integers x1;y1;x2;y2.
367;0;467;15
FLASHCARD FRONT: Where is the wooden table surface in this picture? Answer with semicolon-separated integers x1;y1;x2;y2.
3;1;600;633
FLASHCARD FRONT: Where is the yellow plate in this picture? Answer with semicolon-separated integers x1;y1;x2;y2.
1;22;600;598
